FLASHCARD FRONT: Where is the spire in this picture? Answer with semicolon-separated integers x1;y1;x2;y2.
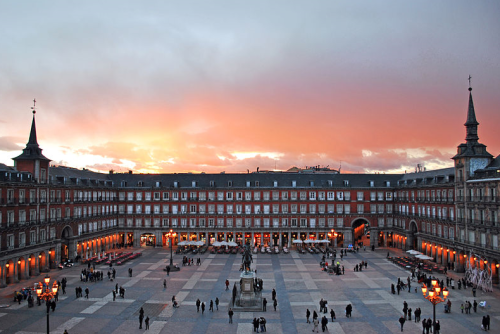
27;111;39;147
464;86;479;143
13;100;50;162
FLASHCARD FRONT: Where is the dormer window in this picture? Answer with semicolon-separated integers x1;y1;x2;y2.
228;181;233;187
369;180;374;187
174;181;178;188
210;181;215;187
192;181;197;187
343;180;349;187
292;180;297;187
274;181;278;187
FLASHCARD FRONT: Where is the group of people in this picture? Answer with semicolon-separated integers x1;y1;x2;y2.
354;261;368;272
138;307;150;330
252;317;266;332
195;297;219;313
182;256;201;266
75;286;90;299
80;268;107;282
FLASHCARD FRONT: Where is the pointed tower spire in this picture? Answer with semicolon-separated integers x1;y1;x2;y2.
464;86;479;143
13;100;51;183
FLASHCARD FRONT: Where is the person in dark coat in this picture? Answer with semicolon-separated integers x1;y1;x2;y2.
273;298;277;311
139;307;144;329
263;298;267;311
145;316;150;330
313;310;318;320
228;308;234;323
306;309;311;323
330;309;336;322
399;316;405;331
321;316;328;332
201;302;205;314
196;299;201;312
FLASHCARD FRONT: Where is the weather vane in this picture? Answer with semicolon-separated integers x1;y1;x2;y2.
31;98;36;114
468;75;472;88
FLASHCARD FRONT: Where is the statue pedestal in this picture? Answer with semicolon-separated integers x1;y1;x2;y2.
240;272;255;304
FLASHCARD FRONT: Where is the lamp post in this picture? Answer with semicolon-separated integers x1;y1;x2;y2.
421;279;449;333
35;275;59;334
166;229;177;267
328;229;337;247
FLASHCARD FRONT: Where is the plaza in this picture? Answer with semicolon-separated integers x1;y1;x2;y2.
0;246;498;334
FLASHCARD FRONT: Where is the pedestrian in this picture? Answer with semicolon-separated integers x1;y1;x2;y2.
306;308;311;323
166;266;170;276
163;279;167;289
472;286;477;297
313;317;319;333
201;302;205;314
408;308;412;321
253;317;259;332
225;279;230;290
145;316;150;330
273;298;278;311
345;304;352;318
486;314;490;330
461;303;464;313
112;290;116;301
272;288;276;301
260;317;266;332
321;316;328;332
228;308;234;324
399;315;405;331
422;318;427;334
209;299;214;312
263;298;267;311
473;300;477;313
115;283;119;294
415;308;421;322
330;309;336;322
426;319;432;334
435;320;440;334
196;299;201;312
482;316;487;331
313;310;318;321
85;287;89;299
215;297;219;310
139;307;144;329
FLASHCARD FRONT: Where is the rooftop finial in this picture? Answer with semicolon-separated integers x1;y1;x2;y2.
468;75;472;91
31;98;36;114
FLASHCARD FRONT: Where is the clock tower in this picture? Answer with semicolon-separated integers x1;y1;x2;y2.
452;86;493;182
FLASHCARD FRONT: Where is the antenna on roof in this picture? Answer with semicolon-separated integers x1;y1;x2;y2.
31;98;36;114
339;161;342;173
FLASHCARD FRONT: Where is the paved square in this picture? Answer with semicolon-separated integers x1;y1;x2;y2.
0;247;498;333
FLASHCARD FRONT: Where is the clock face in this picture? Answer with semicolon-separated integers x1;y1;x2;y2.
469;158;488;175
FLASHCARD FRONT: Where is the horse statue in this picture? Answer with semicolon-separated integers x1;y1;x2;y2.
242;242;253;273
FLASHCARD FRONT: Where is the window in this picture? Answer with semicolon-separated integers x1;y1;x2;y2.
309;192;316;200
163;192;170;200
357;192;364;201
327;192;335;200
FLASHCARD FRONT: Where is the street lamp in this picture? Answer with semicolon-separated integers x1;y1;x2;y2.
166;229;177;267
328;229;337;247
421;280;449;333
35;275;59;334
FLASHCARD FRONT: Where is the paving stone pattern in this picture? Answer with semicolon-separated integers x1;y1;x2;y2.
0;247;498;333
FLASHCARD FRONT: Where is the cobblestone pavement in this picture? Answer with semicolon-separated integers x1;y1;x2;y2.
0;247;498;333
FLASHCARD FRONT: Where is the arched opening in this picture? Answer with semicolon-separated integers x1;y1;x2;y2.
28;254;36;277
6;260;14;284
17;257;25;281
140;233;156;247
408;221;418;250
352;218;370;247
60;226;73;262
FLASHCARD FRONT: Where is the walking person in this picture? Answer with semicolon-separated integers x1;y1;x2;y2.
330;309;336;322
225;279;230;290
321;316;328;332
196;299;201;312
215;297;219;310
273;298;278;311
163;279;167;290
201;302;205;314
145;316;150;330
272;288;276;301
228;308;234;324
263;298;267;311
306;309;311;323
85;287;89;299
209;299;214;312
399;315;406;331
313;317;319;333
112;290;116;301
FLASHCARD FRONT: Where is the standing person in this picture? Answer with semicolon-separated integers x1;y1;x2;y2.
313;317;319;333
225;279;230;290
85;287;89;299
209;299;214;312
201;302;205;314
196;299;201;312
321;316;328;332
272;288;276;301
215;297;219;311
330;309;336;322
253;318;259;332
262;298;267;311
306;309;311;323
166;266;170;276
486;314;490;330
399;316;406;332
426;319;432;334
145;316;150;330
228;308;234;324
139;307;144;329
313;310;318;321
112;290;116;301
115;283;119;294
408;308;412;321
163;279;167;290
473;300;477;313
434;320;440;334
403;301;408;319
422;318;427;334
273;298;278;311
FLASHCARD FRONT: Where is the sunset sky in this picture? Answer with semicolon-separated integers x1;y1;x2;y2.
1;1;499;175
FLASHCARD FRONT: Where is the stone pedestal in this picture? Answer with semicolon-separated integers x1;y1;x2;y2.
239;272;255;306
